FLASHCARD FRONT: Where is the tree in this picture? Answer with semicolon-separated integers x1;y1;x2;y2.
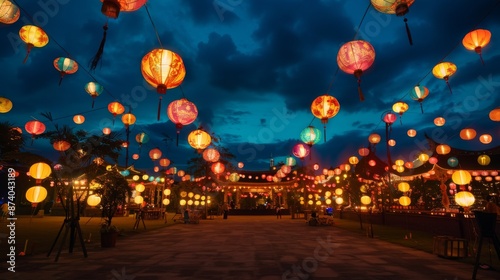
94;170;131;229
0;121;24;161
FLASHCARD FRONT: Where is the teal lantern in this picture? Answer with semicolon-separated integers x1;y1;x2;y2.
447;157;459;168
84;82;104;108
53;57;78;86
285;156;296;167
409;85;429;114
300;126;322;147
135;132;150;146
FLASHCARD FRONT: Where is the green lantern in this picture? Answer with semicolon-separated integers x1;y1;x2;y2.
300;126;321;147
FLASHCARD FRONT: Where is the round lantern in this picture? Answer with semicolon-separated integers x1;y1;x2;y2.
292;143;310;159
434;117;446;126
229;172;240;182
452;170;472;185
395;159;404;166
135;183;145;192
53;140;71;152
149;148;162;161
388;139;396;146
396;165;405;173
87;195;101;207
73;115;85;124
398;182;410;192
53;57;78;86
100;0;146;18
418;153;429;162
25;186;47;204
436;144;451;155
455;191;475;208
432;62;457;94
84;82;104;108
0;0;20;24
459;128;476;140
167;98;198;144
285;157;296;166
238;162;244;169
409;85;429;113
162;198;171;205
370;0;415;45
313;163;320;170
29;162;51;182
121;113;136;127
360;195;371;205
462;29;491;64
19;25;49;63
300;126;322;146
141;49;186;120
392;101;409;117
428;157;438;164
349;156;359;165
368;133;381;144
337;40;376;101
489;108;500;121
404;161;414;169
159;158;171;167
134;196;144;204
0;97;13;113
382;111;397;125
102;127;111;135
211;162;225;175
310;95;340;142
399;196;411;206
368;160;376;167
358;147;370;157
281;165;292;174
135;132;149;146
25;120;46;138
407;129;417;138
477;155;490;166
335;188;343;196
335;197;344;205
479;134;492;144
447;157;459;167
108;101;125;118
188;129;211;151
177;170;185;177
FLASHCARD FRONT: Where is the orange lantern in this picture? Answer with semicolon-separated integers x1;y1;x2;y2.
310;94;340;142
0;0;20;24
167;98;198;145
368;133;381;145
462;29;491;64
407;129;416;138
149;148;162;161
73;115;85;125
370;0;415;45
84;82;104;108
404;161;413;169
187;129;211;151
203;148;220;163
349;156;359;165
132;153;139;160
211;162;225;175
141;49;186;120
53;57;78;86
434;117;445;127
102;127;111;135
459;128;476;140
238;162;244;169
388;139;396;146
409;85;429;113
159;158;171;167
25;120;46;139
432;62;457;94
53;140;71;152
19;25;49;63
418;153;429;162
108;101;125;121
399;196;411;206
337;40;376;101
0;97;13;113
368;160;376;167
358;147;370;157
121;113;136;127
479;134;492;144
489;108;500;121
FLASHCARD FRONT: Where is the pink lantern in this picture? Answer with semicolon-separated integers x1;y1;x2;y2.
292;143;310;159
167;98;198;145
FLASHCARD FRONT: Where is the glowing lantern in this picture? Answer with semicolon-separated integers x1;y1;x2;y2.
392;101;409;123
370;0;415;45
300;126;322;146
0;0;20;24
337;40;375;101
135;132;149;147
141;49;186;120
398;182;410;192
428;157;438;164
432;62;457;94
135;184;145;192
358;147;370;157
53;140;71;152
211;162;225;175
436;144;451;155
434;117;446;126
477;155;490;166
229;173;239;182
368;133;381;144
382;111;397;125
281;165;292;174
25;186;47;204
134;196;144;204
349;156;359;165
335;197;344;205
462;29;491;64
108;102;125;121
479;134;492;144
0;97;13;113
452;170;471;185
25;120;46;139
167;98;198;145
292;143;310;159
310;95;340;142
368;160;376;167
238;162;244;169
455;191;475;207
395;159;404;166
459;128;476;140
29;162;51;183
447;157;459;167
87;195;101;207
388;139;396;146
404;161;413;169
159;158;171;167
313;163;320;170
132;154;139;160
149;148;162;161
407;129;416;138
53;57;78;86
162;199;170;205
399;196;411;206
188;129;211;151
360;195;371;205
19;25;49;63
418;153;429;162
335;188;343;196
84;82;104;108
489;108;500;121
396;166;404;173
73;115;85;124
102;127;111;135
409;85;429;113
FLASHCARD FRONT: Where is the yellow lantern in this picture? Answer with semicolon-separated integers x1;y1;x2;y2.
459;128;476;140
335;197;344;205
436;144;451;155
179;199;187;206
87;195;101;207
395;159;404;166
398;182;410;192
432;62;457;94
396;165;405;173
452;170;472;185
121;113;136;127
418;153;429;162
19;25;49;63
477;155;490;166
162;198;170;205
0;97;13;113
455;191;475;207
0;0;20;24
25;186;47;204
392;101;409;117
188;129;211;151
135;183;145;192
335;188;343;196
142;174;149;180
360;195;371;205
399;196;411;207
134;196;144;204
164;189;171;196
29;162;52;182
348;156;359;165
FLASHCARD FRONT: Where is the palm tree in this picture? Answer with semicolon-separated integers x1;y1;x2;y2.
0;121;25;161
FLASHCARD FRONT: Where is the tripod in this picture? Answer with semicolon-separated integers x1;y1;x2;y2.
472;211;500;280
133;208;146;230
47;186;88;262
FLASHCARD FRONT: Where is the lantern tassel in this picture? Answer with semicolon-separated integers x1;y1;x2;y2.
90;23;108;71
419;103;424;114
404;18;413;46
176;133;179;147
323;124;327;143
479;53;485;65
23;44;33;64
445;80;453;94
91;99;95;109
58;73;64;86
157;96;162;121
357;80;365;101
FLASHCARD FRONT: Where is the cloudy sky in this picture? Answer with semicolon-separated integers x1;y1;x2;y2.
1;0;499;174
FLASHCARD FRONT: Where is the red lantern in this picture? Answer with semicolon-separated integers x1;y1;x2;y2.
211;162;225;175
382;111;397;125
292;143;310;159
53;57;78;86
167;98;198;145
149;148;162;161
108;101;125;123
159;158;171;167
358;147;370;157
337;40;375;101
25;120;45;139
203;148;220;163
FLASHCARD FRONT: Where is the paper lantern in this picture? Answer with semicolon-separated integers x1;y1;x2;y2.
292;143;310;159
432;62;457;94
149;148;162;161
409;85;429;113
202;148;220;163
134;196;144;204
73;115;85;124
455;191;475;207
132;154;139;160
462;29;491;64
335;188;343;196
368;133;381;144
135;132;149;146
447;157;459;167
348;156;359;165
368;160;377;167
25;186;47;203
167;98;198;144
188;129;211;151
159;158;171;167
238;162;244;168
489;108;500;121
29;162;52;181
211;162;225;175
0;0;20;24
337;40;376;101
229;172;240;182
392;101;409;117
399;196;411;206
404;161;413;169
370;0;415;45
428;157;438;164
477;155;490;166
19;25;49;63
407;129;416;137
0;97;13;113
388;139;396;146
102;127;111;135
53;140;71;152
434;117;446;126
53;57;78;86
100;0;146;18
418;153;429;162
358;147;370;157
479;134;492;144
395;159;404;166
398;182;410;192
459;128;476;140
300;126;322;147
108;102;125;121
141;49;186;120
452;170;471;185
396;165;404;173
360;195;371;205
162;198;170;205
310;95;340;142
87;195;101;207
135;183;145;192
436;144;451;155
25;120;46;138
121;113;136;129
335;197;344;205
84;82;104;108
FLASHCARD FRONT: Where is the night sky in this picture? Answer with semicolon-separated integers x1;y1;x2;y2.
1;0;499;174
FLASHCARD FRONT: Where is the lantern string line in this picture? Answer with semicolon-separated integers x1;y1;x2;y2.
11;0;119;101
144;3;164;49
46;107;108;122
352;3;372;41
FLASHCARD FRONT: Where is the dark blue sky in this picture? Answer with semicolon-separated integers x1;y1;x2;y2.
1;0;499;175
